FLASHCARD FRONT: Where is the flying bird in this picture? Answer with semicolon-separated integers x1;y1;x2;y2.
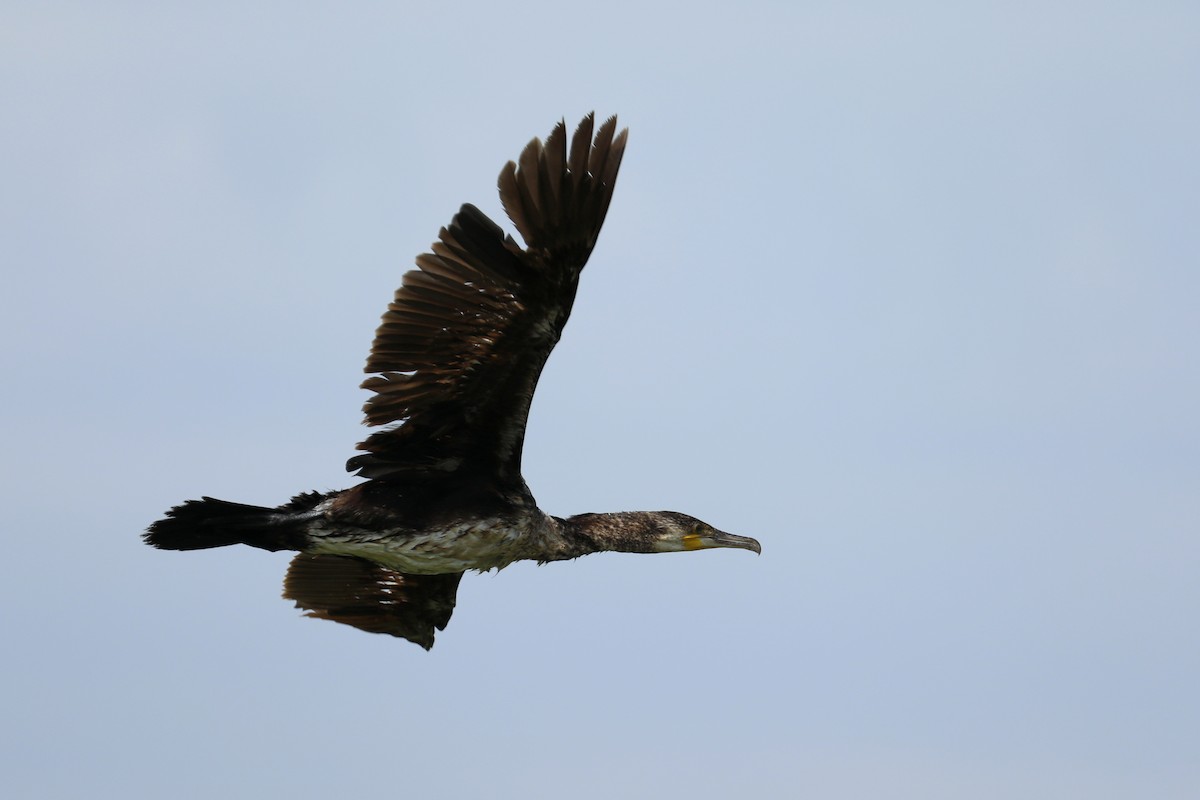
145;114;760;649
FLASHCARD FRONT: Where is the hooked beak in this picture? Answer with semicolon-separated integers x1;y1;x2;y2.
683;529;762;555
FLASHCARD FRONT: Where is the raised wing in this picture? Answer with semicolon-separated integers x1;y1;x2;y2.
283;554;463;650
347;114;628;481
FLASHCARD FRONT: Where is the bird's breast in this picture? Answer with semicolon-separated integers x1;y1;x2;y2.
306;515;544;574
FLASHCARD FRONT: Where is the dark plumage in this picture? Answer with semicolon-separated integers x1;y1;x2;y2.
145;114;759;649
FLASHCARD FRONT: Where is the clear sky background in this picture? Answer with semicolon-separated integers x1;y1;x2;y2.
3;2;1197;798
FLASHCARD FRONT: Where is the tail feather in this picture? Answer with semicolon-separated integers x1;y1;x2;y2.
144;494;323;552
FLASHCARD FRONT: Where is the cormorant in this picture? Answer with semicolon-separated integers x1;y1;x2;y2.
145;114;760;649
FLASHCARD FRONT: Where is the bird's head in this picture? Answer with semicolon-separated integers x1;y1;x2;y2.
646;511;761;555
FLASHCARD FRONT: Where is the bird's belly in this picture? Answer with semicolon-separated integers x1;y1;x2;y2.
307;518;537;574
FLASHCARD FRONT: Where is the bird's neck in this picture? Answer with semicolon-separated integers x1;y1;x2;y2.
540;511;660;561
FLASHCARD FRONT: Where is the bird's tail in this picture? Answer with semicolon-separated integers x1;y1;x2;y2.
144;492;325;552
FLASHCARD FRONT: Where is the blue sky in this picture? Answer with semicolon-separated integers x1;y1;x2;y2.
3;2;1198;798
